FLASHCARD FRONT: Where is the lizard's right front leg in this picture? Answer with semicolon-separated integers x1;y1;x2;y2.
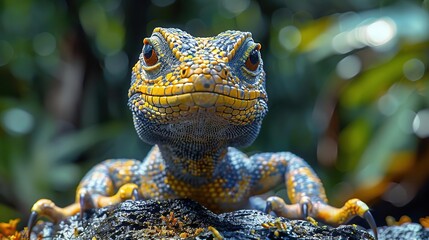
28;159;143;235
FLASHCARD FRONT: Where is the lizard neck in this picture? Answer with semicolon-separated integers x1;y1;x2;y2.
157;140;228;186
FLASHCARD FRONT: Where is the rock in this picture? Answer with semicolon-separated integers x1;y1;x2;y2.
377;223;429;240
32;199;422;240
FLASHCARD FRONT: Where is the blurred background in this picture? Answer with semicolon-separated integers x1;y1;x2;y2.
1;0;428;228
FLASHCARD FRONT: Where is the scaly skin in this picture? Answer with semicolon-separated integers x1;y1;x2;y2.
28;28;377;238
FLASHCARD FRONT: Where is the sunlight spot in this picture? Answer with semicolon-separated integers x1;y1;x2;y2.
278;26;301;51
364;18;397;47
336;55;361;79
1;108;34;135
332;17;397;53
403;58;425;81
332;32;353;54
221;0;250;14
382;182;410;207
33;32;56;56
397;110;416;134
413;109;429;138
378;93;399;116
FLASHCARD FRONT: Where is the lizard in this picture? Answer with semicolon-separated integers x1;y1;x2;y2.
28;27;377;238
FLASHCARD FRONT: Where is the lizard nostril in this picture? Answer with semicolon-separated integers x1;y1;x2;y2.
181;68;190;78
220;69;229;78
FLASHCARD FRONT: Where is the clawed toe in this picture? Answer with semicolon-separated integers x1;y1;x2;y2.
313;198;378;239
363;211;378;240
27;199;80;237
27;211;39;237
301;202;309;218
132;187;141;200
342;199;378;239
79;191;95;220
28;183;141;237
264;196;377;239
264;199;272;214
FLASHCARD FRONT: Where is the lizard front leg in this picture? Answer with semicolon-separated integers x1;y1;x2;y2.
28;159;143;235
249;152;377;238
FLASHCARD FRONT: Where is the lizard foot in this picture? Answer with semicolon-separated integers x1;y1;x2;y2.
28;183;140;237
265;196;378;240
27;199;80;236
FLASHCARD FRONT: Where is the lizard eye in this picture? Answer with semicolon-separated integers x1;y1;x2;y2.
142;41;158;66
245;46;261;71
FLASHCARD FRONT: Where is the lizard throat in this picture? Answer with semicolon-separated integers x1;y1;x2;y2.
158;142;228;185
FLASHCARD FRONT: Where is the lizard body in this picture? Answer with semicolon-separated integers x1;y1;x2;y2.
29;28;377;238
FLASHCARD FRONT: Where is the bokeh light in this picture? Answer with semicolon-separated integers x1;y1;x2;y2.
383;182;412;207
33;32;56;57
364;18;397;47
403;58;425;82
278;26;301;51
221;0;250;15
1;108;34;135
336;55;361;79
413;109;429;138
332;17;397;54
378;92;399;116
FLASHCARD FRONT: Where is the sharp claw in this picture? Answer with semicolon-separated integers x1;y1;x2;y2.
79;193;85;220
364;211;378;240
79;192;93;220
79;193;85;221
301;203;309;218
265;200;273;214
132;188;141;200
27;211;38;237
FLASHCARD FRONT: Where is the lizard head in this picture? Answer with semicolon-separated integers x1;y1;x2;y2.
128;27;268;147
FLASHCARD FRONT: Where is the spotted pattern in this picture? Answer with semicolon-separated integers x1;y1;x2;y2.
128;27;267;126
30;28;375;232
77;28;328;212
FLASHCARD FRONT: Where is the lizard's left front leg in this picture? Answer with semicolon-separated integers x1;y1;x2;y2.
28;159;143;235
249;152;377;238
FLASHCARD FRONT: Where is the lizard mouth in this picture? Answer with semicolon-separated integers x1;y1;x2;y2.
129;73;267;126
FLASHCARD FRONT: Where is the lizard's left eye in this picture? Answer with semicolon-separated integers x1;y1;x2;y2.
245;47;260;71
142;42;158;66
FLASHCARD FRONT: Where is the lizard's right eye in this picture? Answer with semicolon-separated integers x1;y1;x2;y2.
244;44;261;72
142;42;158;66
